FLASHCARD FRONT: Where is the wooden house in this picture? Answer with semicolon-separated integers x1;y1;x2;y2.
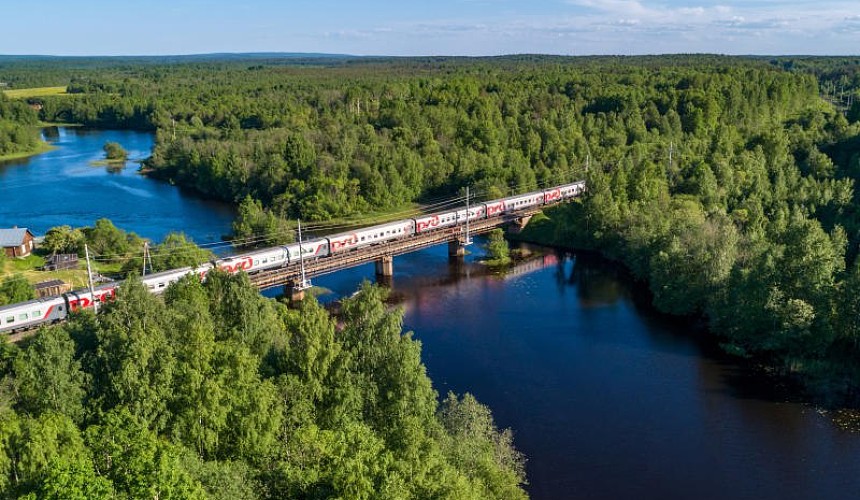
0;227;35;258
34;279;71;298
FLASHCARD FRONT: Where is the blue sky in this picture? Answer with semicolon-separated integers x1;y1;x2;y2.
1;0;858;56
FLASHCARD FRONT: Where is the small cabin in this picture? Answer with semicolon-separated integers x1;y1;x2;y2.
0;227;35;258
43;253;79;271
34;279;71;298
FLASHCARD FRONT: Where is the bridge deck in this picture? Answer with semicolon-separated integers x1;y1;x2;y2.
250;208;542;290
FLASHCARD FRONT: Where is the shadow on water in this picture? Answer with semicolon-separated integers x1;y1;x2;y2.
563;249;814;406
260;231;860;500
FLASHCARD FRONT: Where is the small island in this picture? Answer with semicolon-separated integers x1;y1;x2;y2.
90;140;128;168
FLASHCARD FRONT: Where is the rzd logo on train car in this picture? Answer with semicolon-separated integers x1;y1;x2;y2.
330;234;359;252
416;216;439;232
486;202;505;217
219;257;253;274
545;189;561;203
69;288;116;311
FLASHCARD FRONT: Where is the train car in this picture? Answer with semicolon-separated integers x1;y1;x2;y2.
328;220;415;254
65;283;119;312
558;181;586;199
285;238;330;264
142;266;200;294
216;247;287;274
543;181;586;204
503;190;546;213
414;205;487;234
0;295;68;334
483;199;507;219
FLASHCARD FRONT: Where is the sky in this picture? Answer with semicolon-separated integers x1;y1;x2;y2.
1;0;858;56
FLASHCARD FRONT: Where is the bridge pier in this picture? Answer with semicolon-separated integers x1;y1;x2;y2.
286;282;306;303
508;214;533;234
375;255;394;277
448;240;466;259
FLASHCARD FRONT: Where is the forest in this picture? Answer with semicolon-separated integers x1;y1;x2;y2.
0;275;525;498
0;93;39;157
2;53;860;495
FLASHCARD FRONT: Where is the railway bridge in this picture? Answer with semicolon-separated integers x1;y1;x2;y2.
1;180;585;340
251;208;544;300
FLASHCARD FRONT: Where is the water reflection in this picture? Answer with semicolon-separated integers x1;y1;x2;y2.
301;241;860;500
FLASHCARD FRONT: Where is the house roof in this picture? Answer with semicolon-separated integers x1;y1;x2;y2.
0;228;32;248
34;279;66;290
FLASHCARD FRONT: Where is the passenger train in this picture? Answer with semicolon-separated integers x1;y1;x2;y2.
0;181;584;334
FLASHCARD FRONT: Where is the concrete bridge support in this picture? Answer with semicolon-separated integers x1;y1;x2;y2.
508;214;533;234
375;255;394;277
286;282;306;303
448;240;466;259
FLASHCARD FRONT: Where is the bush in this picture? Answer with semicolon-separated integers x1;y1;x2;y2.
102;141;127;161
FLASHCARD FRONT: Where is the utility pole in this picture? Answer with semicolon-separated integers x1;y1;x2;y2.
142;242;149;276
147;244;154;276
171;116;176;140
464;186;473;246
84;244;98;313
297;219;311;290
585;154;590;173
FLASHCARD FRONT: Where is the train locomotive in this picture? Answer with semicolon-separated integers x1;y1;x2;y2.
0;181;584;334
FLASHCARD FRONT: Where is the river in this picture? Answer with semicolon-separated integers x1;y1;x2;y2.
306;246;860;500
4;128;860;499
0;127;234;244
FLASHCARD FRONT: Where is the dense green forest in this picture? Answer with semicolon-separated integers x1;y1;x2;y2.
3;54;860;494
0;275;525;498
0;93;39;157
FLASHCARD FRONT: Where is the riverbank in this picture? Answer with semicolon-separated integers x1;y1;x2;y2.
509;202;860;408
0;140;56;163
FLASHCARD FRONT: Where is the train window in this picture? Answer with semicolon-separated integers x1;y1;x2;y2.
5;316;13;324
19;313;28;321
158;283;166;288
361;237;365;241
33;310;41;317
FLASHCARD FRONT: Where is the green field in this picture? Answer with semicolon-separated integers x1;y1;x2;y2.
2;86;68;98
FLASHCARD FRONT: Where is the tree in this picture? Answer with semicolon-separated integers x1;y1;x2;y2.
92;275;175;430
83;218;140;261
485;229;511;266
232;195;294;247
102;141;127;161
42;225;85;255
86;407;206;499
13;326;88;423
438;393;528;499
151;233;213;271
0;274;35;306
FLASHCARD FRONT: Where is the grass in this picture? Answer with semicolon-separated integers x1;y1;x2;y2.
0;140;56;162
2;86;68;99
1;252;127;292
90;159;128;167
38;121;81;127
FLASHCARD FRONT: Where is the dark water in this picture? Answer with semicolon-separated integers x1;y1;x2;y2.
283;242;860;500
0;127;234;244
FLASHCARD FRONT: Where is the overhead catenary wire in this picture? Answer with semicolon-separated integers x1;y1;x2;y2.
86;171;586;264
27;164;587;266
